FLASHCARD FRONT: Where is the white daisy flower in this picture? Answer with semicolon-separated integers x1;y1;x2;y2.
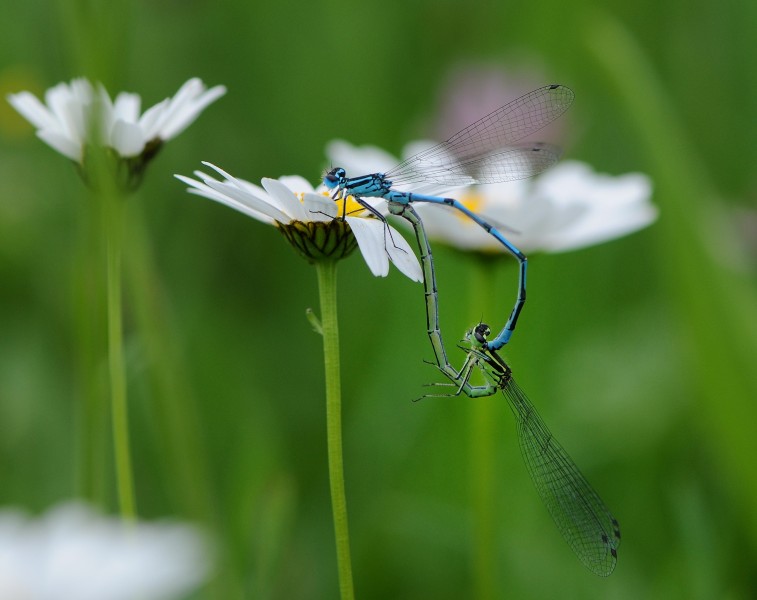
326;140;656;254
7;77;226;189
0;501;212;600
175;162;422;281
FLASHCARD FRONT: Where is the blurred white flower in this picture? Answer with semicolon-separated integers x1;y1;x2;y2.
0;502;211;600
522;160;656;252
8;78;226;161
7;78;225;190
326;140;656;254
176;162;422;281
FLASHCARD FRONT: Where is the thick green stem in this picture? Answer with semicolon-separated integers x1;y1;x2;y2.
469;257;498;600
105;191;136;520
315;260;355;600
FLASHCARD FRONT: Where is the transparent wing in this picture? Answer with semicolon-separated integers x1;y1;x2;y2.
504;378;621;577
388;143;562;187
386;85;574;187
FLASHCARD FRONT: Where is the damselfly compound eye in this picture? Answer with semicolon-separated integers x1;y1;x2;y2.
323;167;346;189
474;323;491;344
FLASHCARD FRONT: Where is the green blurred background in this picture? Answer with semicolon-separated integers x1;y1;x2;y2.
1;0;756;598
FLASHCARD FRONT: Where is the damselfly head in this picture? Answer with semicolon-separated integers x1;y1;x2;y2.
473;323;491;345
323;167;346;190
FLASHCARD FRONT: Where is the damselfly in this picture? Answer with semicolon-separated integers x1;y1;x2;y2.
324;84;574;350
391;203;620;575
434;323;621;576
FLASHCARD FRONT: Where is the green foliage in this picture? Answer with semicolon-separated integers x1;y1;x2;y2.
1;0;756;597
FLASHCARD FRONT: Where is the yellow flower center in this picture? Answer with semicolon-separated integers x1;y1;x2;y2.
455;192;486;225
340;194;367;216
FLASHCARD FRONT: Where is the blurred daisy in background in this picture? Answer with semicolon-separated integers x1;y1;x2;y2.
7;77;225;189
0;502;212;600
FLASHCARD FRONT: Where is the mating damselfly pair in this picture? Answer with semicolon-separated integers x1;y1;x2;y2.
323;84;621;576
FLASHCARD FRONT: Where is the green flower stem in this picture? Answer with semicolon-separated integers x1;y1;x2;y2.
104;190;136;520
315;260;355;600
123;199;214;521
469;257;498;600
74;198;107;504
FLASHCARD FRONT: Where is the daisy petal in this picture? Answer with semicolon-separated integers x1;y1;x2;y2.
199;161;241;183
201;178;291;223
175;174;284;224
143;80;199;138
159;83;227;140
110;119;145;157
199;162;265;197
533;162;657;252
7;92;59;132
138;99;169;141
302;193;338;222
44;83;76;132
545;202;658;252
37;129;81;161
345;216;390;277
384;223;423;282
51;94;86;147
113;92;141;124
93;83;116;146
186;188;277;225
261;178;307;222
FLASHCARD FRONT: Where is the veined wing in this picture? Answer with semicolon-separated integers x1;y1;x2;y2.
386;85;574;186
387;143;561;187
504;377;621;577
